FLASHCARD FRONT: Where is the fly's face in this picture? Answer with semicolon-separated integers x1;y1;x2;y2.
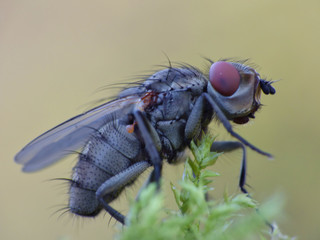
207;61;275;124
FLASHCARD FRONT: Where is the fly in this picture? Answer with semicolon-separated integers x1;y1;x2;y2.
15;59;276;224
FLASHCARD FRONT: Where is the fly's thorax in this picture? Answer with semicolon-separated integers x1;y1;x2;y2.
134;67;209;161
118;67;207;100
142;67;209;122
143;68;207;93
119;65;210;162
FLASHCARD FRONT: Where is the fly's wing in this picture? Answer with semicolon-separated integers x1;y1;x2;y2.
15;95;140;172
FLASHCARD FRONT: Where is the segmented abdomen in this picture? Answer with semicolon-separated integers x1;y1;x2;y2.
69;118;142;216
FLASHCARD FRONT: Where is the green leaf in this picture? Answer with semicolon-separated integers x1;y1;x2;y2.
200;169;220;179
187;157;200;178
200;152;220;168
170;182;181;208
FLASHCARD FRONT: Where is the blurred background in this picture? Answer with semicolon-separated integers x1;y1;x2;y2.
1;0;319;239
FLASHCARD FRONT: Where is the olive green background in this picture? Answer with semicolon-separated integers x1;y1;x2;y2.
1;1;319;239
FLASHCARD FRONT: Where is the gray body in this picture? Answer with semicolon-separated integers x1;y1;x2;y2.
70;67;212;216
15;60;275;222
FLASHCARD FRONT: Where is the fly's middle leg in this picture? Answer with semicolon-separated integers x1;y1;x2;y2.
97;109;163;224
133;110;163;187
96;161;151;224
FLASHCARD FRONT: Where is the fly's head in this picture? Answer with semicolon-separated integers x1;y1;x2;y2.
207;61;276;124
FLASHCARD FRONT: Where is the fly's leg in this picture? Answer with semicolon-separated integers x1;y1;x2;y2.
185;93;205;140
101;203;125;225
185;95;259;193
97;109;162;224
211;141;248;193
133;110;163;187
203;93;272;158
199;94;274;230
96;161;151;224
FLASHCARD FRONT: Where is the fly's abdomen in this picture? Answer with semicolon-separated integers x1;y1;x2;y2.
69;119;142;216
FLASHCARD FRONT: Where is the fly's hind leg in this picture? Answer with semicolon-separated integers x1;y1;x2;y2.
211;141;248;194
96;161;151;224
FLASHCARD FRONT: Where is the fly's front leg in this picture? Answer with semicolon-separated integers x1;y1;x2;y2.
185;99;249;193
211;141;248;194
96;161;151;224
212;141;274;230
133;110;163;187
185;95;253;194
203;93;272;158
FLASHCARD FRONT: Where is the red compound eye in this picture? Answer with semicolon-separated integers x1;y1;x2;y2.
209;61;240;96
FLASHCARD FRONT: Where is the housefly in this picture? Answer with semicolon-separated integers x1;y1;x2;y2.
15;59;276;224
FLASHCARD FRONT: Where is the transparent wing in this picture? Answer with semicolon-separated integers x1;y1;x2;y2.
15;95;140;172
